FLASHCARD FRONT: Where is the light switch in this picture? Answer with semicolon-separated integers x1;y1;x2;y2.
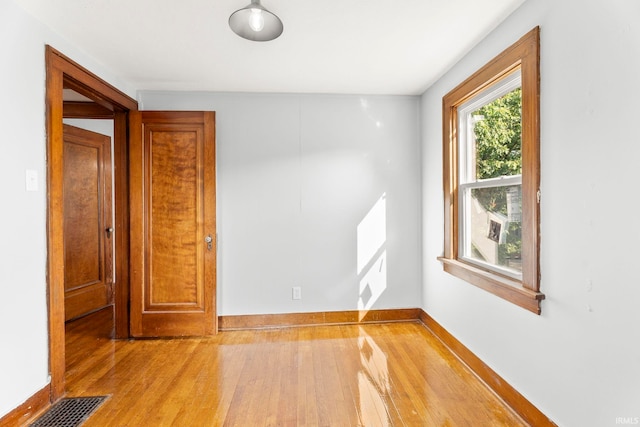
26;169;38;192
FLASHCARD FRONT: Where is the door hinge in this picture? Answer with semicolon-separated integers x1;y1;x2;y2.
537;189;541;204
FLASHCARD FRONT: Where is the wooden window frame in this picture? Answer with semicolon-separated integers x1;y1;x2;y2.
440;27;544;314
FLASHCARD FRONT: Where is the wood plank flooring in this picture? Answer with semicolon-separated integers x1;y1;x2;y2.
64;308;527;426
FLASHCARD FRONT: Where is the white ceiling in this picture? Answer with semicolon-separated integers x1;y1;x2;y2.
14;0;525;96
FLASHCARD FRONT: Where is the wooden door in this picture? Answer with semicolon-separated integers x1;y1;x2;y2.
63;124;113;321
129;111;216;337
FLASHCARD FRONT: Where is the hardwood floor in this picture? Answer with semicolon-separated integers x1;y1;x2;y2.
65;308;527;426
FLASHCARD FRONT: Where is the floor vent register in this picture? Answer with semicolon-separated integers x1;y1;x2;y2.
30;396;108;427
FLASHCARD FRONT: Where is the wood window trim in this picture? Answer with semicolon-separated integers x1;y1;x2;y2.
440;27;544;314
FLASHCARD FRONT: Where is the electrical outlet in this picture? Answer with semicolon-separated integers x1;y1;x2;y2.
292;286;301;300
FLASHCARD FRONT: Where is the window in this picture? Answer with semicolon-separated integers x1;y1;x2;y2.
458;72;522;279
440;27;544;314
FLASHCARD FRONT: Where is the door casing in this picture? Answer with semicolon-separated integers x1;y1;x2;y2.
46;46;138;401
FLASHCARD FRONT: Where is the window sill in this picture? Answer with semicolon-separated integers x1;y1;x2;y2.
438;257;545;315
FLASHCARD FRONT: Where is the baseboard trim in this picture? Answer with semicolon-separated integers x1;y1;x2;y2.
0;385;50;427
218;308;421;330
419;310;556;427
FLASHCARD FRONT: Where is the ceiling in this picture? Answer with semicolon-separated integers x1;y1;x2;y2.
14;0;525;96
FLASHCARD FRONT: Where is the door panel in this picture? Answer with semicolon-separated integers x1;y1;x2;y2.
130;111;216;337
63;124;113;321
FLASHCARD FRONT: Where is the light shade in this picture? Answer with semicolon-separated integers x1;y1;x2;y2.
229;0;284;42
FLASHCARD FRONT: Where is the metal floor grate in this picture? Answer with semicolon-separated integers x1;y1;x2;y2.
30;396;108;427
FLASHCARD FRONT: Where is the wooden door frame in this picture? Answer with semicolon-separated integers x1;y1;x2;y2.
45;46;138;401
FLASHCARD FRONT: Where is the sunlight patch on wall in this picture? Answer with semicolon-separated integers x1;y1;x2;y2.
357;194;387;313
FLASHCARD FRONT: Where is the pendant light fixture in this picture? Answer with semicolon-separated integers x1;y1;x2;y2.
229;0;284;42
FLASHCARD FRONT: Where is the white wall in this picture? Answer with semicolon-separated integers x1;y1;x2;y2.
421;0;640;426
0;1;135;418
140;92;422;315
0;3;48;417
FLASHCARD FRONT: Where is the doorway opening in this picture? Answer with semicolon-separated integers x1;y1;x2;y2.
45;46;138;402
62;116;114;323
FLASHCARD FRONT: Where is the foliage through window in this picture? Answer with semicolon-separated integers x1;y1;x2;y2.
440;27;544;314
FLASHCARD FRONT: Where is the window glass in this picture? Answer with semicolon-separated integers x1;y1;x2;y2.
473;87;522;180
458;72;523;278
462;185;522;276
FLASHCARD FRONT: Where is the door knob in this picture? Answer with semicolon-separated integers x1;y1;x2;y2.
205;235;213;251
105;227;114;238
